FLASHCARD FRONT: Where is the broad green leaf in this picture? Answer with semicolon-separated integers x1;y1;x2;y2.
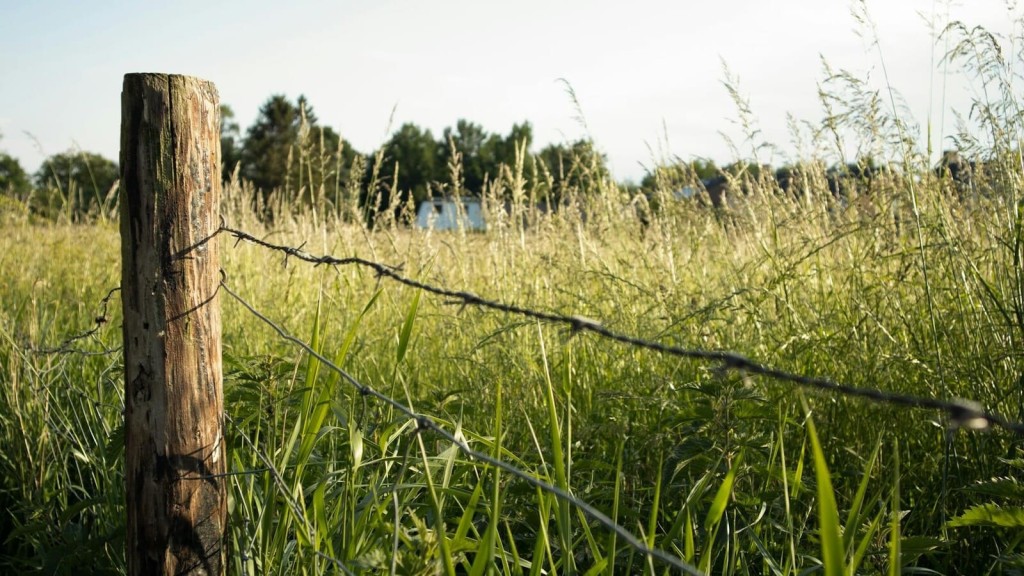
396;290;420;365
844;436;882;554
947;504;1024;528
583;558;609;576
326;288;381;390
607;442;623;576
684;510;695;564
704;452;743;533
312;480;329;552
807;415;845;576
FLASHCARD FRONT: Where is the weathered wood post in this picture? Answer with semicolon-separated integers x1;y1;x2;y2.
119;73;225;575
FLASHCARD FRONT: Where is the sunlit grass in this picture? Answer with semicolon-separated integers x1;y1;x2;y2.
2;154;1022;573
3;13;1024;573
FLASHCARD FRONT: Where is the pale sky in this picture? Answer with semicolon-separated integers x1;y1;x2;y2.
0;0;1018;183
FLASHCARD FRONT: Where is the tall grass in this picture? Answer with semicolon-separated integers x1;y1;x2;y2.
3;13;1024;576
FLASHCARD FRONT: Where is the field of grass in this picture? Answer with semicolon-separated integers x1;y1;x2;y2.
4;16;1024;572
2;154;1023;575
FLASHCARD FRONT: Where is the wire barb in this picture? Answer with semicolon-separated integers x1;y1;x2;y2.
24;286;122;355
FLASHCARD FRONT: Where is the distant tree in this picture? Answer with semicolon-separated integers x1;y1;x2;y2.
482;122;533;183
238;94;361;214
0;152;30;198
720;160;769;180
34;150;118;217
439;120;534;194
535;143;569;200
641;163;688;193
442;120;489;192
690;158;719;180
367;122;443;218
641;159;720;192
322;127;365;219
241;94;320;195
825;157;885;197
535;139;609;202
504;122;534;158
220;104;242;183
299;123;361;210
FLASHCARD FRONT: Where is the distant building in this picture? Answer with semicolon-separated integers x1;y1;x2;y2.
415;197;485;231
675;186;699;199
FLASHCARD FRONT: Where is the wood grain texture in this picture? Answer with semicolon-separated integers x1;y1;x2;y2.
119;73;225;576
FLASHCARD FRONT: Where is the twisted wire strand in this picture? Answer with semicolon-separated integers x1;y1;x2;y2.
23;286;122;355
219;226;1022;436
219;279;704;575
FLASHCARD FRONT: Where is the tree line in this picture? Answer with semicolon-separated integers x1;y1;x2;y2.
0;135;120;220
0;93;982;223
0;94;610;222
221;95;613;221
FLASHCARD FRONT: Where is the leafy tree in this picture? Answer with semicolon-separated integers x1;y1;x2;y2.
492;122;533;166
0;153;30;198
721;160;771;180
535;139;610;202
299;123;360;210
367;122;443;218
239;94;364;219
442;120;489;192
362;120;536;224
641;159;720;191
220;104;242;183
825;157;885;197
0;131;32;200
481;122;533;187
34;150;118;218
690;158;719;180
440;120;534;194
241;94;319;194
641;163;689;193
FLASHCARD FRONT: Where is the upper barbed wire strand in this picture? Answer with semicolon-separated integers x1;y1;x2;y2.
21;225;1024;435
217;225;1023;436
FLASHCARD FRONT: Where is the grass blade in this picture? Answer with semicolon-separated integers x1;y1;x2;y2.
888;439;901;576
396;290;421;365
805;411;845;576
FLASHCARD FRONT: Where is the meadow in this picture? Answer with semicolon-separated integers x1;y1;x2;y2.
2;149;1023;575
3;22;1024;575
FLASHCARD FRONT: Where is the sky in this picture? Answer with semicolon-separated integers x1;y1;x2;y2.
0;0;1019;184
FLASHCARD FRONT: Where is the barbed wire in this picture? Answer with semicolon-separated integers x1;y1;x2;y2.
22;286;122;356
18;224;1024;572
218;279;703;575
225;410;319;548
218;226;1024;436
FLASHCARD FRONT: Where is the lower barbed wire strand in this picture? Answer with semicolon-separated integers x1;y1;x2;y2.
218;279;705;576
24;286;122;355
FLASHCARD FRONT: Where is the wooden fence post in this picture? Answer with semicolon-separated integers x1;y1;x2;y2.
119;73;225;575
